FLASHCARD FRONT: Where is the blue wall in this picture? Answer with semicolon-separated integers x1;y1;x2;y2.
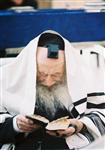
0;9;105;49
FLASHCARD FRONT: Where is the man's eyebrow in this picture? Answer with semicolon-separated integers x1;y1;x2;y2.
52;72;62;75
37;61;64;67
38;71;62;75
37;71;45;74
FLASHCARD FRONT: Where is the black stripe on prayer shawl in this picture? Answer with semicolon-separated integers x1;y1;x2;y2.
71;107;79;118
79;112;85;118
0;110;9;114
80;129;94;143
73;98;87;106
86;113;105;135
87;92;105;97
0;111;10;115
0;112;8;114
94;111;105;118
87;102;105;109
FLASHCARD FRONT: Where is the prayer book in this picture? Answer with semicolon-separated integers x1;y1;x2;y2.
26;114;70;130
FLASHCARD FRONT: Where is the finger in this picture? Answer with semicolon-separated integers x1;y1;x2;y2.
46;130;66;138
16;116;39;132
19;116;34;125
19;127;33;132
54;130;65;137
57;128;75;137
18;124;41;133
68;119;83;132
17;115;35;127
17;119;34;128
19;126;35;132
18;121;40;131
46;130;58;137
17;122;33;131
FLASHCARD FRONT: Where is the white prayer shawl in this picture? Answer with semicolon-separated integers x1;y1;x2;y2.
0;30;105;149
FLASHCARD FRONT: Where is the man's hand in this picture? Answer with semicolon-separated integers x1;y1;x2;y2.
16;115;41;133
46;119;84;138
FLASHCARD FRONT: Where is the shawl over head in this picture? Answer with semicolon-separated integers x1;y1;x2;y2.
0;30;105;149
0;30;85;115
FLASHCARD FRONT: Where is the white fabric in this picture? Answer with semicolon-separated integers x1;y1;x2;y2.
0;30;105;149
13;116;21;132
0;31;86;115
66;133;90;149
0;58;15;67
80;135;105;150
0;114;12;124
0;144;15;150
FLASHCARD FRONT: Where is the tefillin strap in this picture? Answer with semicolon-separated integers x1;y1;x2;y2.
44;43;59;59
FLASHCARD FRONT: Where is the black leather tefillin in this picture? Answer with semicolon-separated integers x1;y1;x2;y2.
44;43;59;59
38;32;64;59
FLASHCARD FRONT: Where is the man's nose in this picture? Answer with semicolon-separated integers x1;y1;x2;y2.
44;75;55;88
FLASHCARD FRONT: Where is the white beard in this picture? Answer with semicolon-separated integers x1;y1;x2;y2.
36;82;71;120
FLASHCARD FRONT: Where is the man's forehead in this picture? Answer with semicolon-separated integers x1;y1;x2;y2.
37;62;64;74
37;47;65;64
38;61;64;69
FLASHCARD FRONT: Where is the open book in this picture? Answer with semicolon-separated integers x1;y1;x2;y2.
26;114;70;130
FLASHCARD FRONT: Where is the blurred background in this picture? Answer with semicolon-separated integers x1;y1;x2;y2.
37;0;105;11
0;1;105;149
0;0;105;58
0;0;105;12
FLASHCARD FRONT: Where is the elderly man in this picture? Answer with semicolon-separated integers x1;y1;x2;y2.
0;30;105;150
